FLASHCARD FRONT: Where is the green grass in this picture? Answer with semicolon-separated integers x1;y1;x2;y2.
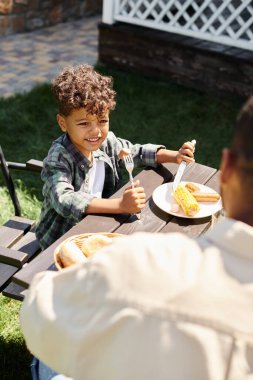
101;66;243;169
0;66;244;379
0;297;32;380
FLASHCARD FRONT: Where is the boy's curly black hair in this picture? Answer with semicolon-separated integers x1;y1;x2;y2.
52;64;116;116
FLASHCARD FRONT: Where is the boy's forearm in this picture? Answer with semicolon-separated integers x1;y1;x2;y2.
156;149;178;164
85;197;123;214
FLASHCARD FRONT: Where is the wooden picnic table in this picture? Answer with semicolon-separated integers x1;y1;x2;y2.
1;161;222;300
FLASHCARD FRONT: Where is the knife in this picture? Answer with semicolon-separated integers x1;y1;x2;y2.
172;139;196;192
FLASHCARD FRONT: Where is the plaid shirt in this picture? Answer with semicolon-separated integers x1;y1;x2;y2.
36;132;165;250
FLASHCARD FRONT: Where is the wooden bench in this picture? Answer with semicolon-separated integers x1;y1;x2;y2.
0;145;43;300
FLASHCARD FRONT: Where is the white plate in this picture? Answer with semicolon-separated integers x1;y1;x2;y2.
152;181;222;219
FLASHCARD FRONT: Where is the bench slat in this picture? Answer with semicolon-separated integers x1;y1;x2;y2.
12;231;41;260
4;216;35;231
0;263;18;291
0;218;38;297
0;217;35;248
0;246;28;267
2;282;27;301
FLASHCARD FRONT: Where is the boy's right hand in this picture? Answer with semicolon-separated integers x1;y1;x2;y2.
120;180;146;214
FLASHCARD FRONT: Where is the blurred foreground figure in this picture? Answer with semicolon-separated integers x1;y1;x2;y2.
21;97;253;380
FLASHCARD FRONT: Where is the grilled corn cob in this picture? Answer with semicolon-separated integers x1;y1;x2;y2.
174;184;200;216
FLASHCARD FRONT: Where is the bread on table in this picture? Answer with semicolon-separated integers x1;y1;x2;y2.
56;234;121;269
58;241;86;268
81;234;113;257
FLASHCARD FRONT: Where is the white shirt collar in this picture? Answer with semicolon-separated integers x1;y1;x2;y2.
202;217;253;261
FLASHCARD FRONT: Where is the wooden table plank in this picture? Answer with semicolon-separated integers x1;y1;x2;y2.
159;213;213;237
205;170;221;193
180;162;217;184
116;197;172;234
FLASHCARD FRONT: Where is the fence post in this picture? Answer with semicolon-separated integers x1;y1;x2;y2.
102;0;115;24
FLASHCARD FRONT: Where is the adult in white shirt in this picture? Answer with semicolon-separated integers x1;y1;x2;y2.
20;97;253;380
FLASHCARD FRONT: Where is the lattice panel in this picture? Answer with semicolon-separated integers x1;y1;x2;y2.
114;0;253;50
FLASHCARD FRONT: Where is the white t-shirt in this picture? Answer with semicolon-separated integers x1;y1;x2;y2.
88;157;105;198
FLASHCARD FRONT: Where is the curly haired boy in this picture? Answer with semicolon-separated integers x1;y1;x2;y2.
36;64;195;249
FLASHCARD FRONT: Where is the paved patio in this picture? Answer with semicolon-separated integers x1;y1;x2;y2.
0;16;100;98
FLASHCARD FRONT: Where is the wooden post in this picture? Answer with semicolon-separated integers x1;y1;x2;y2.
102;0;115;24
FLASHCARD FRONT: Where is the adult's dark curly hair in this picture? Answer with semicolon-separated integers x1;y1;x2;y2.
52;64;116;116
230;96;253;192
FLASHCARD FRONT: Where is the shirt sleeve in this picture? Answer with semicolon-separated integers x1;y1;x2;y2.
42;156;94;222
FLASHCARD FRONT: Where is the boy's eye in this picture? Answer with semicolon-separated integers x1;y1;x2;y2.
77;120;109;128
79;122;89;127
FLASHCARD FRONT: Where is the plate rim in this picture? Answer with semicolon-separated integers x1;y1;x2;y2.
152;181;222;219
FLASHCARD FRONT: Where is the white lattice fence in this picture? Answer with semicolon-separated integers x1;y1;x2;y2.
103;0;253;51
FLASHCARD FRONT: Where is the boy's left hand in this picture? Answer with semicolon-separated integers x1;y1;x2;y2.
176;141;195;164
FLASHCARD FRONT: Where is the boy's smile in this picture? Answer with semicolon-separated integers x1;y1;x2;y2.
57;108;109;160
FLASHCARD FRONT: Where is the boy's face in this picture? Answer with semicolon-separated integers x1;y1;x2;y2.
57;108;109;160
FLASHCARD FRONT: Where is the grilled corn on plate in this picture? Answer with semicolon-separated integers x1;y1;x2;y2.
174;184;200;216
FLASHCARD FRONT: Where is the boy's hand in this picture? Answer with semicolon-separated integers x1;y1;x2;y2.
176;141;195;164
117;148;131;160
120;180;146;214
86;180;145;215
156;142;195;165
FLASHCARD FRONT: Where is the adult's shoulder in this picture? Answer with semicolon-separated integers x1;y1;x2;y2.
90;232;204;293
198;217;253;258
108;231;201;256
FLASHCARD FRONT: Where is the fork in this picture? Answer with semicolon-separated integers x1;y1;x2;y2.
123;154;141;219
123;154;135;189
